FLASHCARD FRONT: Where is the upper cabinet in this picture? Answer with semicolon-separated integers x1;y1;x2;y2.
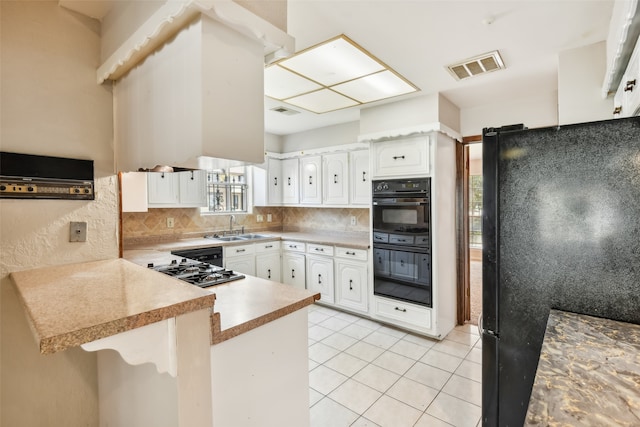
113;15;267;172
371;135;430;178
613;36;640;118
300;156;322;205
148;170;207;208
349;150;370;205
281;158;300;205
323;153;349;205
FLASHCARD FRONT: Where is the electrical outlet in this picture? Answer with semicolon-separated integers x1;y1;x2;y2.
167;217;174;228
267;213;272;222
256;214;264;223
69;221;87;242
350;215;357;226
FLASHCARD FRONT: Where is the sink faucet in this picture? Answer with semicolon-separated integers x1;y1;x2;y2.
229;215;235;233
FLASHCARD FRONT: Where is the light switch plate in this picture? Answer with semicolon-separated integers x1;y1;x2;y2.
69;221;87;242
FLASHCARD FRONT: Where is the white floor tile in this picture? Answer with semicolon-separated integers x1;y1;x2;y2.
363;395;422;427
445;330;480;347
309;359;319;371
386;377;439;411
465;347;482;364
321;332;358;351
309;388;323;407
309;365;348;395
313;305;342;316
352;364;400;393
403;333;437;349
354;317;383;330
350;417;381;427
371;350;415;375
442;374;482;406
433;339;472;358
324;352;368;377
309;342;341;364
310;397;359;427
454;323;480;336
414;413;455;427
376;324;408;339
309;325;335;341
345;341;385;363
328;379;382;414
425;392;481;427
404;362;452;390
455;360;482;383
388;339;430;360
362;331;400;349
420;349;464;373
319;316;352;332
334;311;363;323
341;323;376;340
309;310;333;324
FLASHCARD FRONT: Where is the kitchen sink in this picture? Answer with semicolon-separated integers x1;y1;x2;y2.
238;234;272;240
215;236;248;242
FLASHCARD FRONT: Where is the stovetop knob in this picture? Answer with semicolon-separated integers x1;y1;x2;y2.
147;263;154;268
171;259;177;265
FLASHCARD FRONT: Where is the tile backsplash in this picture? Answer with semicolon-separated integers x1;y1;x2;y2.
122;206;369;245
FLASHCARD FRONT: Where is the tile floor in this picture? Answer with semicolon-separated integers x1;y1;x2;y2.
307;304;482;427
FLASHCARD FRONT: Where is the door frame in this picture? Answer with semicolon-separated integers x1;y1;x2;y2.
456;135;482;325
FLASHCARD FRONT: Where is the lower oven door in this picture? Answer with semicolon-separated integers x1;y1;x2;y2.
373;245;431;307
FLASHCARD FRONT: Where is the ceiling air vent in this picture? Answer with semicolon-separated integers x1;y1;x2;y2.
447;50;505;81
270;106;301;115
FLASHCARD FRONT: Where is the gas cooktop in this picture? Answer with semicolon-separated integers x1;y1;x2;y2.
148;259;245;288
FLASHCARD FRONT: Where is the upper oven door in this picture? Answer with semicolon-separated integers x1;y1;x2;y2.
372;197;430;233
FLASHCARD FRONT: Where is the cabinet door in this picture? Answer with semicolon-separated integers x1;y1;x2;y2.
335;259;368;313
147;172;179;206
416;253;431;285
307;255;334;303
267;158;282;205
300;156;322;204
282;253;306;289
178;170;207;207
256;252;281;282
350;150;370;205
323;152;349;205
281;158;299;204
372;136;429;178
225;255;256;276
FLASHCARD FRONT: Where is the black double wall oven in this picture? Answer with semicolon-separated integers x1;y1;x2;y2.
372;178;432;307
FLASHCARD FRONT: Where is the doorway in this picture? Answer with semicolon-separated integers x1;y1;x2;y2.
456;136;483;325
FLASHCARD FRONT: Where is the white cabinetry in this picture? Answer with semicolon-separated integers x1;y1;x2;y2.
323;153;349;205
282;241;306;289
281;158;300;205
255;241;281;282
371;135;430;178
306;243;334;304
349;150;370;205
224;243;256;276
374;296;432;331
267;158;283;205
334;247;368;314
613;36;640;118
148;171;207;208
300;156;322;204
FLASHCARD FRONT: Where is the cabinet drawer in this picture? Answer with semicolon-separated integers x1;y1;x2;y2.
374;297;431;330
307;243;334;256
389;234;413;245
335;246;368;261
373;232;388;243
224;243;255;258
254;240;281;253
282;241;306;253
372;136;430;178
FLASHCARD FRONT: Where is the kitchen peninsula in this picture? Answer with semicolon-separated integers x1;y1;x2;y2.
10;256;319;427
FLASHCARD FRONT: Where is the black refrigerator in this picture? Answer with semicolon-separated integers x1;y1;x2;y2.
481;117;640;426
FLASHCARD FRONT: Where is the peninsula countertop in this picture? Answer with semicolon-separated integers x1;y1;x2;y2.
525;309;640;425
9;258;216;354
124;249;321;344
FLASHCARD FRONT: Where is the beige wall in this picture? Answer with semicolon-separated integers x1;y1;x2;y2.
1;2;117;425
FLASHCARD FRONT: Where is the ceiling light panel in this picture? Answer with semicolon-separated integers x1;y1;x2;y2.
332;70;417;103
278;36;385;86
265;66;322;100
285;89;359;114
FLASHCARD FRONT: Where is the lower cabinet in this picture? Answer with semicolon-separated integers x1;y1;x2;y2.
255;240;281;282
334;247;368;314
372;296;432;333
224;244;256;276
282;253;306;289
307;254;334;304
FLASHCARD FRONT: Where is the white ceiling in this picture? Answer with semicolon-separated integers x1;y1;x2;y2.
265;0;615;136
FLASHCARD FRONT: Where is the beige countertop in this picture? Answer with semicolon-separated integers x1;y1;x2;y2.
10;258;216;355
124;230;370;252
525;310;640;425
125;249;321;345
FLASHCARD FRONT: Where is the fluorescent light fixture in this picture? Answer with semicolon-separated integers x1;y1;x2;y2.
265;35;419;114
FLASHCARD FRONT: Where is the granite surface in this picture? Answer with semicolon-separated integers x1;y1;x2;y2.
525;309;640;426
10;259;216;355
124;250;321;345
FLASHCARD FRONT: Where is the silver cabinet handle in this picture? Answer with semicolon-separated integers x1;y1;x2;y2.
395;307;407;312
